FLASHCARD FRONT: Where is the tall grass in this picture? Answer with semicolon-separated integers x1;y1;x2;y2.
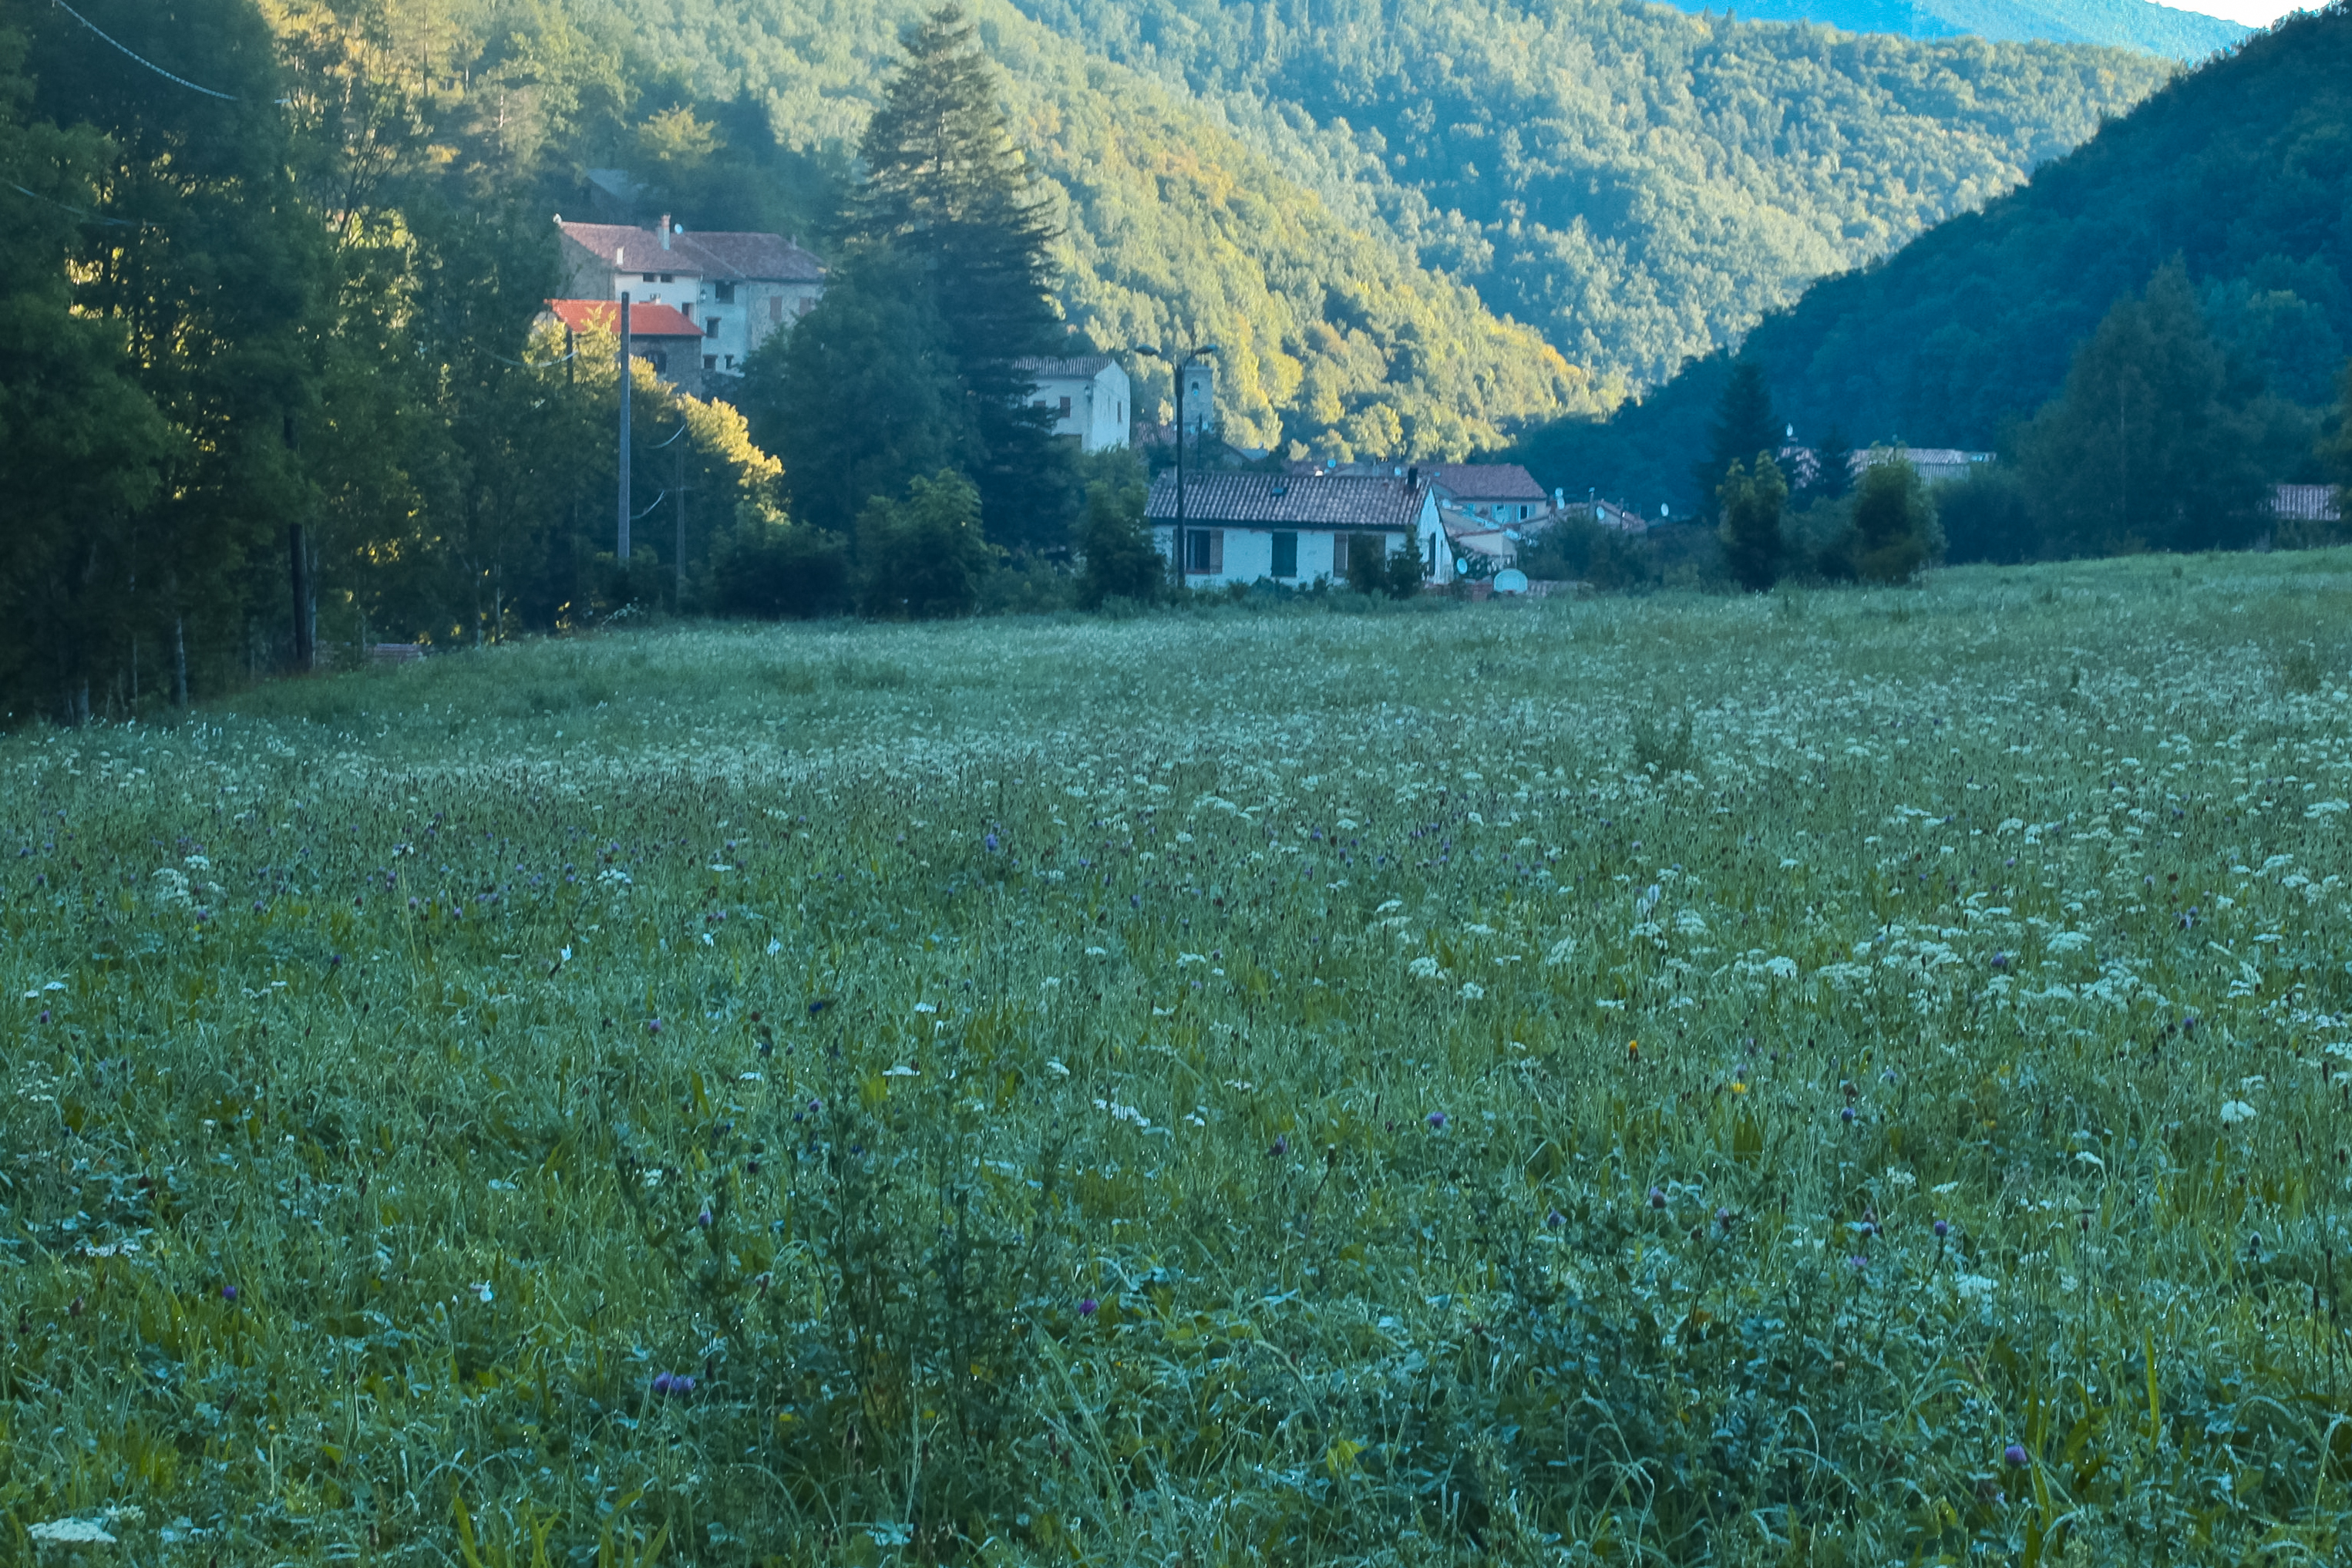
5;550;2352;1564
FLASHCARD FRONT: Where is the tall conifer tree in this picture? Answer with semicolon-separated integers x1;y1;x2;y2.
852;3;1068;550
1696;362;1778;520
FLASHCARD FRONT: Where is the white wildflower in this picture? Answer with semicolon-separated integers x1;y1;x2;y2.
2219;1099;2258;1126
1459;981;1486;1000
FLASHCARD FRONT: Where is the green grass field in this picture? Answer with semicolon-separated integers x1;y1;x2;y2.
7;551;2352;1566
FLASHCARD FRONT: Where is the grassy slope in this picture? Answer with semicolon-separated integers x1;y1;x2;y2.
6;554;2352;1558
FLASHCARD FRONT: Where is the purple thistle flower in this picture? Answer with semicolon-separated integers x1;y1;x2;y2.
1849;1254;1869;1271
1546;1208;1566;1229
1840;1106;1856;1125
651;1371;673;1395
1990;951;2009;970
647;1018;662;1034
984;832;1000;853
37;1010;49;1025
1077;1297;1099;1317
1425;1111;1447;1129
1715;1207;1735;1231
698;1206;713;1228
1933;1218;1950;1239
221;1285;237;1302
1269;1135;1288;1157
1648;1186;1667;1210
2004;1443;2030;1468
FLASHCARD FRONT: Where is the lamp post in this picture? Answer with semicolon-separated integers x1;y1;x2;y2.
1136;342;1216;585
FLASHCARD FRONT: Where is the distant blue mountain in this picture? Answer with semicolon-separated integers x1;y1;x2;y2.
1678;0;2249;59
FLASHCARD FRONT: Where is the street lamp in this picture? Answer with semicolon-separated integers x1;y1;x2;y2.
1136;342;1217;585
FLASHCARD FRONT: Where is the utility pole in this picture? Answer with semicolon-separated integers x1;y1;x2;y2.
618;292;633;564
1136;342;1216;586
675;437;688;610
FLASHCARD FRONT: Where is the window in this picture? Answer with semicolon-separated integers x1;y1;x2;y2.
725;355;736;370
648;350;668;372
659;273;674;283
715;281;735;303
769;295;783;322
703;355;717;370
705;316;720;338
641;272;656;282
1184;529;1223;574
1058;395;1072;417
1270;530;1297;578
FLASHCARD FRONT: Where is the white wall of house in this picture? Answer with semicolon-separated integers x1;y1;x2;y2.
1031;362;1132;451
1153;526;1411;587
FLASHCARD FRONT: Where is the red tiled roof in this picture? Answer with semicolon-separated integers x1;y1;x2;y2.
543;299;705;338
1420;463;1547;502
1146;473;1427;529
557;220;824;282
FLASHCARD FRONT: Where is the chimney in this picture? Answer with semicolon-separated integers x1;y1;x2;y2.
659;215;671;251
1406;465;1418;489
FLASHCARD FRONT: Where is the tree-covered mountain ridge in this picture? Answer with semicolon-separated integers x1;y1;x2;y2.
288;0;2177;456
1660;0;2246;60
1514;2;2352;515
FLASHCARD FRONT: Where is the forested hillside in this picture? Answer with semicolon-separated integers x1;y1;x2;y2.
1011;0;2172;386
1666;0;2245;59
1516;3;2352;516
0;0;2187;718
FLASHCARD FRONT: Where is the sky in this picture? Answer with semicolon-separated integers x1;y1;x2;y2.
2178;0;2307;22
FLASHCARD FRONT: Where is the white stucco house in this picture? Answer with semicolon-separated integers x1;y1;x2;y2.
1019;355;1131;451
1146;471;1442;587
554;216;825;377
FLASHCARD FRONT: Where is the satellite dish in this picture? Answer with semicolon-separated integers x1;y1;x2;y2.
1492;568;1529;594
1454;557;1472;574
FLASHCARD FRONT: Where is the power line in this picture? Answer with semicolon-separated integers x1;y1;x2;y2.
48;0;291;104
5;178;139;227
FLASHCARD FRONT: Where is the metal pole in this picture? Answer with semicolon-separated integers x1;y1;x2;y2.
618;292;632;563
675;437;687;609
1174;360;1186;586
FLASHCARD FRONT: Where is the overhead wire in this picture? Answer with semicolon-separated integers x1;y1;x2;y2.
48;0;293;104
5;177;140;227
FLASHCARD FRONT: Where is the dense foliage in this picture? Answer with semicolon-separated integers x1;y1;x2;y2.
1016;0;2169;389
1521;5;2352;520
8;553;2352;1560
1672;0;2246;59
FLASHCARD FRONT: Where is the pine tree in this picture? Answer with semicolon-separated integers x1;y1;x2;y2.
1717;452;1788;592
852;3;1068;550
1696;362;1778;519
1811;425;1853;500
2017;261;2267;554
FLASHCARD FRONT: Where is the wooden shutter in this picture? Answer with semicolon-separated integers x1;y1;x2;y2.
1208;530;1224;574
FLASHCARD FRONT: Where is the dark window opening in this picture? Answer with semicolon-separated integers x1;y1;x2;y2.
1184;529;1223;574
1058;395;1072;416
705;317;720;338
1270;530;1298;578
649;350;668;372
641;272;656;282
703;355;718;370
715;281;735;303
659;273;674;283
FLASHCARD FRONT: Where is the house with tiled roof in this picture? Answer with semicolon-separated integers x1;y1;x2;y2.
1420;463;1553;524
554;215;825;377
540;299;709;382
1146;472;1441;587
1017;355;1131;452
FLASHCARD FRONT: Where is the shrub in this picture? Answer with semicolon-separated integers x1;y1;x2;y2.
1849;456;1941;583
709;507;852;618
1075;473;1163;609
1716;451;1788;593
854;469;1001;619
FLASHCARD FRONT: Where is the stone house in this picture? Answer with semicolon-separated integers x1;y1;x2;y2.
554;216;824;377
1146;472;1440;587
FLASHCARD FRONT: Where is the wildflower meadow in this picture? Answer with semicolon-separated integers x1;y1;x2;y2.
7;550;2352;1565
